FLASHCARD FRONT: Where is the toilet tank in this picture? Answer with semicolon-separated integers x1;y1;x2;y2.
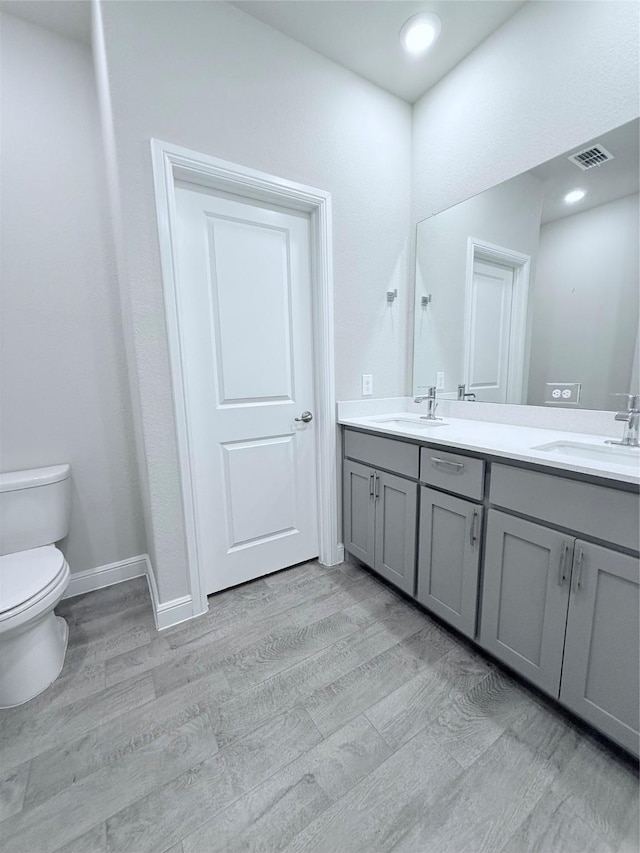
0;465;71;556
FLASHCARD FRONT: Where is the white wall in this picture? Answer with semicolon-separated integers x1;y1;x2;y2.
410;0;639;386
0;13;146;573
96;0;412;601
413;172;542;396
528;193;639;410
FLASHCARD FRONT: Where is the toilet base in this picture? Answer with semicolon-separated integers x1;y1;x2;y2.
0;612;69;709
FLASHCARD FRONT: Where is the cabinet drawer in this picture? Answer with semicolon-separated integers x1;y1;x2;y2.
490;464;640;552
420;447;485;501
344;429;419;479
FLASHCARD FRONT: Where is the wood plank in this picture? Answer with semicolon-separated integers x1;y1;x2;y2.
0;762;30;822
105;708;322;853
182;715;391;853
282;730;461;852
0;674;156;772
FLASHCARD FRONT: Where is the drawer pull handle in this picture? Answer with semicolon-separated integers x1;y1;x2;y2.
573;548;584;593
470;509;479;546
558;541;570;586
374;473;380;500
369;472;375;499
430;456;464;473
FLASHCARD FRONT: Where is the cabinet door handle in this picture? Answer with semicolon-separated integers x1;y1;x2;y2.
369;472;375;499
572;547;584;592
558;541;570;586
430;456;464;473
374;473;380;500
470;509;479;546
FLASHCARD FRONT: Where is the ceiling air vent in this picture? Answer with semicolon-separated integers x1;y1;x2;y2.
568;144;615;171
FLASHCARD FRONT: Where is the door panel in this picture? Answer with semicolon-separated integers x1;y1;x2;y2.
560;542;639;756
465;259;514;403
480;510;572;697
374;471;417;596
208;217;294;403
221;435;297;550
343;459;375;569
417;488;481;639
175;183;318;594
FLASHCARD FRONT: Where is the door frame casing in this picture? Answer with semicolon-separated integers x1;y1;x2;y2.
150;139;340;618
464;238;531;404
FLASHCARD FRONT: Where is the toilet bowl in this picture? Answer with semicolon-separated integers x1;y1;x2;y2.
0;465;72;708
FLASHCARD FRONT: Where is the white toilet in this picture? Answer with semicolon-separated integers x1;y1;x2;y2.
0;464;72;708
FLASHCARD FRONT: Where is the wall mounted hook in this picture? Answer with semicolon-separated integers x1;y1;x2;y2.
387;289;398;303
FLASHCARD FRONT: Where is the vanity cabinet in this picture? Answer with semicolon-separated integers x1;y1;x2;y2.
416;488;482;639
480;510;572;696
480;510;640;755
560;542;639;756
343;458;417;595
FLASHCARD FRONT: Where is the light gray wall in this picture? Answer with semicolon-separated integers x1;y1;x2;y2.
528;193;639;410
410;0;640;390
0;13;146;573
96;0;412;601
413;172;542;396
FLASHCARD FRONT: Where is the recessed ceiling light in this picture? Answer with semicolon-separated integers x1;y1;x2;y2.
564;189;586;204
399;13;442;56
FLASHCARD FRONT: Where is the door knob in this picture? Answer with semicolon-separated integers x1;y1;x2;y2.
294;411;313;423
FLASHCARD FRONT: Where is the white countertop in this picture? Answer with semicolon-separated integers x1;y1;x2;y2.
338;413;640;486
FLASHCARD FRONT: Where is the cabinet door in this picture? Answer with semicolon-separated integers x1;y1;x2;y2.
560;542;639;756
416;487;482;639
480;510;572;697
374;470;417;596
343;459;375;569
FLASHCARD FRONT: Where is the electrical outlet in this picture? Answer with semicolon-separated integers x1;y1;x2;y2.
362;374;373;396
545;382;582;405
436;372;445;391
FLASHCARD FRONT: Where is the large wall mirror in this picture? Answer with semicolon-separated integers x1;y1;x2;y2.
413;118;639;411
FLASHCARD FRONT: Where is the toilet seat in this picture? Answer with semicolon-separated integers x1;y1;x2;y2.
0;546;69;623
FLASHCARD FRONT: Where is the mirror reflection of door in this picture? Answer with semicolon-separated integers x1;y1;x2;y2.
465;258;515;403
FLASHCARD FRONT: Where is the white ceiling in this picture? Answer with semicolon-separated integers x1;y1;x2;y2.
532;119;640;224
0;1;525;103
0;0;91;44
232;0;526;103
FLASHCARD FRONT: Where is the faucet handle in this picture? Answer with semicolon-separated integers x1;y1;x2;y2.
613;393;640;411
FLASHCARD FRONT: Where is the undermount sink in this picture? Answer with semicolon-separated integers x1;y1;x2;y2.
371;416;446;430
531;440;640;469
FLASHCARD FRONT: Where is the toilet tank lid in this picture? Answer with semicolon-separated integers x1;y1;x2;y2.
0;464;71;493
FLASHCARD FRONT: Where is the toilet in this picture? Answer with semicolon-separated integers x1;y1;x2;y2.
0;464;72;708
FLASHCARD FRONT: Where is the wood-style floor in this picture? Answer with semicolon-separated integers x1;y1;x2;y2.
1;560;638;853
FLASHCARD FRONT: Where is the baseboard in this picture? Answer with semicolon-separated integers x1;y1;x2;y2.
144;564;197;631
63;555;148;599
63;554;200;631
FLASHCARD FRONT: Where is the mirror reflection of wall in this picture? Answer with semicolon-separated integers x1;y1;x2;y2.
413;118;639;412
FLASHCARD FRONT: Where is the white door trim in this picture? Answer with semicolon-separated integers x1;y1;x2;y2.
150;139;340;619
464;238;531;404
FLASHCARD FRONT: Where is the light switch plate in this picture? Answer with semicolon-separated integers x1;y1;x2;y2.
436;372;445;390
545;382;582;405
362;374;373;396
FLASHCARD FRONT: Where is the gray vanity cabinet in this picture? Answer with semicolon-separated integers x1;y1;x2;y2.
343;456;417;595
560;542;639;756
480;510;572;697
416;487;482;639
343;459;376;569
374;470;418;595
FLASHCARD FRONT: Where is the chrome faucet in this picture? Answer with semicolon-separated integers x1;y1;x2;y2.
457;383;476;402
414;386;440;420
606;394;640;448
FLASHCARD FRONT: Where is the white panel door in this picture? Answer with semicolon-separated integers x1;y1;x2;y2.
174;182;318;594
465;259;514;403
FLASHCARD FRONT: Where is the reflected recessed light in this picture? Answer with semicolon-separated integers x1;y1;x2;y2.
564;189;586;204
399;13;442;56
